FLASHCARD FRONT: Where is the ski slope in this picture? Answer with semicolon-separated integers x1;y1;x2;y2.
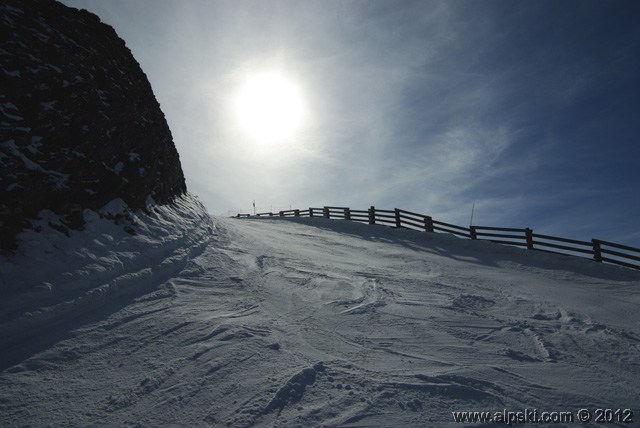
1;197;639;426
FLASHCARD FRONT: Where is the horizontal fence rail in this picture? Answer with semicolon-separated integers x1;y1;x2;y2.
235;206;640;271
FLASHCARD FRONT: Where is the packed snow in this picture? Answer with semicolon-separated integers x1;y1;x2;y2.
1;195;639;426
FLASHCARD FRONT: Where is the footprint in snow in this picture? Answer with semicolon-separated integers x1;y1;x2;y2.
261;362;326;416
452;294;495;310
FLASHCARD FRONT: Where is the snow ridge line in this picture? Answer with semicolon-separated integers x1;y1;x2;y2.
234;205;640;271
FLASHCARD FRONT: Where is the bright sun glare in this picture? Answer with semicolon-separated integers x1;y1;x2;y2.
234;71;305;142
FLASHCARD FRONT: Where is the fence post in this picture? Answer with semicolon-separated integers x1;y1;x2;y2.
525;228;534;250
323;207;330;218
469;226;477;239
368;206;376;224
294;209;300;217
394;209;401;228
592;239;603;262
309;208;314;218
424;216;434;232
345;208;351;220
279;211;284;217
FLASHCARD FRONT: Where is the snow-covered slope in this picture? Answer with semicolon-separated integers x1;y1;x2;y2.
1;211;639;426
0;193;212;350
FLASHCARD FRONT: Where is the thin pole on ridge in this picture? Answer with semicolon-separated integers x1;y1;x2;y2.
469;203;475;226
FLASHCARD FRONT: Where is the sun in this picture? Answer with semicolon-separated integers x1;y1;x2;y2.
234;71;305;142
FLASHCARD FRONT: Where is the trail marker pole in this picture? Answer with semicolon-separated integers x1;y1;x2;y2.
469;203;475;226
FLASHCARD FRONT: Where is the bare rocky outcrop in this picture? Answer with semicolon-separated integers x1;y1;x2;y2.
1;0;187;249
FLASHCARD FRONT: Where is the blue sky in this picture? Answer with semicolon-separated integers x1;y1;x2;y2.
59;0;640;245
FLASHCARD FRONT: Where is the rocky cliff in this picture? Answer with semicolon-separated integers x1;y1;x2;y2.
1;0;187;250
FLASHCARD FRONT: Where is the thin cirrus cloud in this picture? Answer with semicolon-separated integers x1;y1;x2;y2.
58;0;640;245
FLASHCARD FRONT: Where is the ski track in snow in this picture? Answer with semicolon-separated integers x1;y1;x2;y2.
1;212;640;427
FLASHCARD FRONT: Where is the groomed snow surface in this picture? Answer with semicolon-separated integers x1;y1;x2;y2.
1;194;639;427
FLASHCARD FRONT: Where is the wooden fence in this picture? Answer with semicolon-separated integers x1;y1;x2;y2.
235;206;640;271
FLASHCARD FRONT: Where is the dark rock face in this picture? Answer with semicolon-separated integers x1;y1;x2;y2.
1;0;187;249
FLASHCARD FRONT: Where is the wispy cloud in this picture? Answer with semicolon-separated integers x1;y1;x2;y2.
60;0;640;245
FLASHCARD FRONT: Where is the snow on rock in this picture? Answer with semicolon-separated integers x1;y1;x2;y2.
1;215;639;426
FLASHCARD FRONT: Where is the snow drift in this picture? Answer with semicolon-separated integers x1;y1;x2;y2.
0;193;212;352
